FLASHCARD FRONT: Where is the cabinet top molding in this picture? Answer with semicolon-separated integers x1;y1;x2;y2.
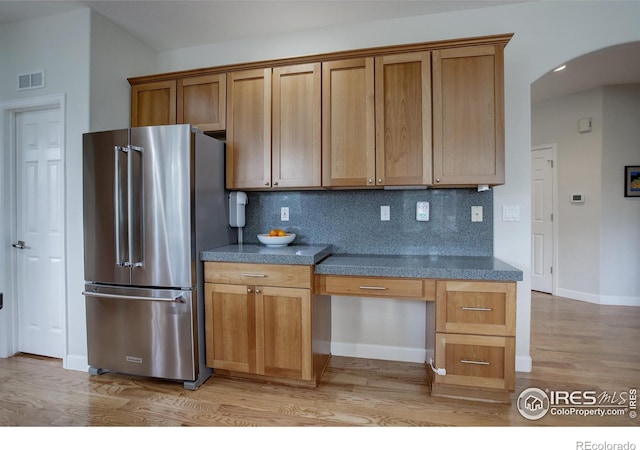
128;33;513;85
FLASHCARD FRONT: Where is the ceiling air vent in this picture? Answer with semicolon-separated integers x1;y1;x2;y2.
17;70;45;91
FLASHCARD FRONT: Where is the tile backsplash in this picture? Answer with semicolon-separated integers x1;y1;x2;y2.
241;189;493;256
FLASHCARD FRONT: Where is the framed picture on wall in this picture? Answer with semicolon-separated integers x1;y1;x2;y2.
625;165;640;197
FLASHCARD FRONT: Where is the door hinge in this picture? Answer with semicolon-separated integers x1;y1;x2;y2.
548;159;554;168
551;213;554;221
550;266;553;275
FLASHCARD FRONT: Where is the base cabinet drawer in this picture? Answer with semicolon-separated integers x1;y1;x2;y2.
436;281;516;336
434;333;515;391
317;275;435;300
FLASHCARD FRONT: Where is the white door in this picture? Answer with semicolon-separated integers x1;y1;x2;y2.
14;107;65;358
531;146;554;293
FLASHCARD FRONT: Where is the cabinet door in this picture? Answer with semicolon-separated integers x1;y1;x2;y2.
177;74;226;131
432;45;505;186
256;286;312;381
204;283;256;373
322;58;375;187
375;52;432;186
226;68;272;189
272;63;321;188
131;80;176;127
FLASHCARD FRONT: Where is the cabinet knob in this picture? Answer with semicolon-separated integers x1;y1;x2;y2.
247;288;253;293
255;288;261;294
436;178;441;183
273;181;278;186
264;181;269;186
378;178;382;183
368;179;373;184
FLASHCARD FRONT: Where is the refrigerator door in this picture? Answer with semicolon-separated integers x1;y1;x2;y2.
130;125;193;288
83;129;131;286
83;284;197;381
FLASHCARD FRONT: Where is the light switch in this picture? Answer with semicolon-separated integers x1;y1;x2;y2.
502;205;521;222
281;207;289;221
416;202;429;221
471;206;483;222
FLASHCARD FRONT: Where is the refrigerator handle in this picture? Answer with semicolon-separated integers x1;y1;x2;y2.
114;146;130;267
82;290;186;303
128;145;144;268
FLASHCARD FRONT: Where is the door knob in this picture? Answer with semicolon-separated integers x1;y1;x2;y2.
12;240;26;249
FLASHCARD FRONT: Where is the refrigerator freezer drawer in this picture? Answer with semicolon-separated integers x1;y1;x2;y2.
84;285;197;382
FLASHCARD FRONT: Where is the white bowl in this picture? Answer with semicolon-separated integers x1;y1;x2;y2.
257;233;296;247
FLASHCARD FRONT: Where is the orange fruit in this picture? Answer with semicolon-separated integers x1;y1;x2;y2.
277;230;287;237
269;229;279;236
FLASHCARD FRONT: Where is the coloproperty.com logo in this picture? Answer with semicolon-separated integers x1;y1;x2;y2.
517;387;637;420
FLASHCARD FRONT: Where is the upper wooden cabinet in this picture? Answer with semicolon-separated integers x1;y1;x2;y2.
375;52;432;187
226;64;322;190
130;80;176;127
322;58;375;187
177;74;226;131
226;68;272;189
322;52;432;188
432;45;505;187
129;34;511;189
272;63;321;189
130;74;226;132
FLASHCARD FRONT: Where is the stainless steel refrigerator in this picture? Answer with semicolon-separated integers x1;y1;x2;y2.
82;124;234;389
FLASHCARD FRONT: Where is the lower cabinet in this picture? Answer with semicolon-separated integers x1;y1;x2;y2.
203;262;330;384
204;261;518;400
432;280;516;403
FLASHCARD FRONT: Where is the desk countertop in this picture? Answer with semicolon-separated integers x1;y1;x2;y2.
315;253;523;281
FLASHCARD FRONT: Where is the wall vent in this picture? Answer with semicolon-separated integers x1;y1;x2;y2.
17;70;45;91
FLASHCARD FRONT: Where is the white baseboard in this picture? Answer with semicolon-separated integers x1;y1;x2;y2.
516;355;532;373
63;354;88;372
555;288;640;307
331;342;427;363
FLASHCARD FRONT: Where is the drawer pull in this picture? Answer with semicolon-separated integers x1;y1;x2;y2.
241;273;267;278
460;359;490;366
461;306;493;312
359;286;387;290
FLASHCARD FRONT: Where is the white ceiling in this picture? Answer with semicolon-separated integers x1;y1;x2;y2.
1;0;639;101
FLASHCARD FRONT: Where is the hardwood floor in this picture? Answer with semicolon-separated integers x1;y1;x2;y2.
1;292;638;428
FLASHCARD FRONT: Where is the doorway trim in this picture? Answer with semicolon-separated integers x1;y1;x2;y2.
531;143;558;295
0;94;67;362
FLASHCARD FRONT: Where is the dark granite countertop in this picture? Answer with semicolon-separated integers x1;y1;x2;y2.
201;245;523;282
200;244;333;265
315;254;523;281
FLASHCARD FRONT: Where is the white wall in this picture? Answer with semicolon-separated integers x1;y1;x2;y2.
89;11;157;131
0;8;156;369
532;88;604;298
532;85;640;306
157;1;640;372
0;9;92;365
601;85;640;303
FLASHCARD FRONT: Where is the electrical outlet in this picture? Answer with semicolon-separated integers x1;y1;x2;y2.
281;207;289;221
471;206;483;222
380;205;390;221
